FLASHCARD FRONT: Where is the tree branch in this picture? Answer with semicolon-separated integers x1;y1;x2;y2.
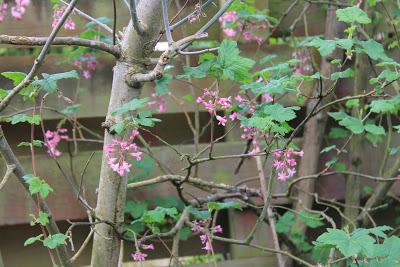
0;35;120;57
0;0;79;113
129;0;146;35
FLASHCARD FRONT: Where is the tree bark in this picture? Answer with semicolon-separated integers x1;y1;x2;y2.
292;3;344;233
90;1;163;266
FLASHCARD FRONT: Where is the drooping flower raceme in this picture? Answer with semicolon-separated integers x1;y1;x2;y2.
44;128;69;158
73;53;97;79
11;0;30;20
147;93;167;113
272;148;304;181
219;10;268;45
52;5;75;30
191;220;223;252
0;3;8;22
104;130;142;177
131;243;155;262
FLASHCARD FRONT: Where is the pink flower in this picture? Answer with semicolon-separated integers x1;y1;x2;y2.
216;115;227;126
256;36;263;46
243;31;253;41
132;251;148;261
141;244;154;250
104;130;142;177
191;221;203;233
0;3;8;22
262;93;273;103
82;70;91;79
223;28;237;37
272;148;304;182
147;93;167;113
44;128;69;158
52;5;75;30
217;97;232;109
213;225;223;233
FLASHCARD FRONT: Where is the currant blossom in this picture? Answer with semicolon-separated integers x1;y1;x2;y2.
216;115;227;126
0;3;7;22
11;0;30;20
73;53;97;79
132;251;148;261
273;148;304;181
44;128;69;158
104;130;142;177
52;5;75;30
147;93;167;113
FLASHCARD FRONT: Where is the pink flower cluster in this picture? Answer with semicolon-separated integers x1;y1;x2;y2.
0;0;30;22
52;5;75;30
147;93;167;113
191;220;223;252
219;10;267;45
73;53;97;79
272;148;304;181
104;130;142;177
196;88;234;126
0;3;8;22
44;128;69;158
131;243;154;262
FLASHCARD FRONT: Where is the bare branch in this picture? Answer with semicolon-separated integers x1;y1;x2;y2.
162;0;174;44
0;164;15;191
0;35;120;57
0;0;79;113
129;0;146;35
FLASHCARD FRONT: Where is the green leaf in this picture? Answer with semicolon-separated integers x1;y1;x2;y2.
320;145;337;154
370;98;400;113
331;68;354;81
208;201;242;211
187;206;211;219
328;111;348;121
24;234;43;246
6;114;41;125
306;38;336;57
336;6;371;24
142;207;178;224
364;124;385;135
275;211;295;233
1;71;26;86
329;127;349;139
124;200;147;219
216;39;255;82
23;175;53;199
339;116;364;134
179;226;192;241
37;211;50;226
129;156;154;182
345;99;359;108
111;98;149;116
43;234;69;249
182;94;194;103
33;70;79;93
314;228;375;257
154;66;172;95
260;103;300;122
359;40;392;61
335;38;354;50
18;140;44;148
177;59;215;79
299;211;324;228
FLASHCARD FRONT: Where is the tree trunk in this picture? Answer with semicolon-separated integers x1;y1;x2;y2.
343;52;369;228
292;3;344;233
90;2;162;266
